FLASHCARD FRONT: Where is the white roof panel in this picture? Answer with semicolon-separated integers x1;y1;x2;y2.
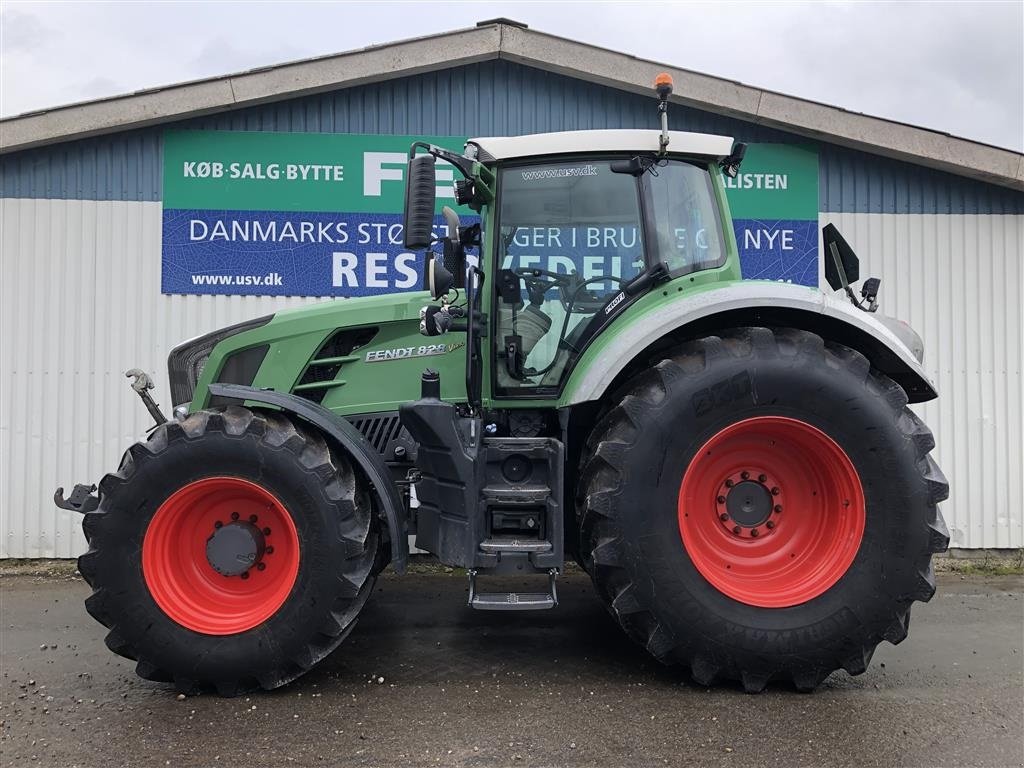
468;129;733;162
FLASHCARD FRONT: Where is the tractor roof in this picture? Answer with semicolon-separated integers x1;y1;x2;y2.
467;129;734;163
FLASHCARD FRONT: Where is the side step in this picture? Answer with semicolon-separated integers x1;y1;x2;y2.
467;569;558;611
479;537;552;554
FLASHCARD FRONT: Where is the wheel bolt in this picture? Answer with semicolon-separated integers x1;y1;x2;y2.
732;525;741;534
766;520;775;529
716;495;726;504
256;562;266;571
240;572;249;580
725;479;735;488
266;546;274;555
231;512;240;521
214;521;222;529
771;487;780;496
249;515;258;523
263;527;271;536
720;513;729;521
751;528;759;537
758;474;767;483
741;471;750;480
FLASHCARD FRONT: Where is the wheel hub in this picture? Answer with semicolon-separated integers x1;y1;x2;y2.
725;480;772;527
715;470;782;539
206;520;266;577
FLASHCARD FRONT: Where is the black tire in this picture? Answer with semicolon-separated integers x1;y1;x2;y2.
78;406;380;696
577;327;949;692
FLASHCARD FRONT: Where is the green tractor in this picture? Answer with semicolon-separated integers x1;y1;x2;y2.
58;77;948;695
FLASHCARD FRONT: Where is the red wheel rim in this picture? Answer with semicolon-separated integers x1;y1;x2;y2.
678;416;865;608
142;477;300;635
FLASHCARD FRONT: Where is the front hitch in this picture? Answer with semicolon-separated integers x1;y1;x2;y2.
54;484;99;513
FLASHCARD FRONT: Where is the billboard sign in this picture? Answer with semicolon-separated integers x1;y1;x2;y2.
161;132;819;295
725;143;820;286
161;130;469;296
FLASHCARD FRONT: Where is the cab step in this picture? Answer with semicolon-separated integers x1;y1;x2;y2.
467;569;559;611
479;537;553;554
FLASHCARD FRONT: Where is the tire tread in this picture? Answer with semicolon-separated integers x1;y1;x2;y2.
577;327;949;691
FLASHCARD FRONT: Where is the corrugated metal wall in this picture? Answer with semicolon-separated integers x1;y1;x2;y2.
821;212;1023;550
0;198;322;557
3;201;1021;556
2;58;1022;556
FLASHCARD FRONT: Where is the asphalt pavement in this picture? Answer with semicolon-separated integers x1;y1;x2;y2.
1;565;1021;768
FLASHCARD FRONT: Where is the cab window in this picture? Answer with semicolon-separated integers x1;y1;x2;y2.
645;161;727;275
493;159;644;394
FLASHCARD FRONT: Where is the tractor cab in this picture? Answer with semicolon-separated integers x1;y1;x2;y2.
403;124;748;408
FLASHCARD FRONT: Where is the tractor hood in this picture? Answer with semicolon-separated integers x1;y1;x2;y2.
182;291;469;417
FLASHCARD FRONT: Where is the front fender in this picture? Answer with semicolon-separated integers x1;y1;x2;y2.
561;281;937;406
208;383;408;573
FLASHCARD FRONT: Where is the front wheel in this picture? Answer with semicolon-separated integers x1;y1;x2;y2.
79;407;381;696
577;327;949;692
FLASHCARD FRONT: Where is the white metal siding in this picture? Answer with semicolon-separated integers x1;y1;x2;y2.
821;212;1023;550
0;198;322;557
0;198;1021;556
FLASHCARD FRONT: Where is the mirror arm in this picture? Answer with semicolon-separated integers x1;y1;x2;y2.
829;240;871;312
409;143;495;207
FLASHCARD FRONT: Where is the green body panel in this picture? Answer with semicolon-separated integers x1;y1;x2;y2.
193;291;468;416
190;156;746;417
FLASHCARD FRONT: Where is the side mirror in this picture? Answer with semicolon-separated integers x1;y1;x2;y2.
822;223;860;292
403;154;437;250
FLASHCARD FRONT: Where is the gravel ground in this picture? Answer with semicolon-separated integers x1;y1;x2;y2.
1;566;1021;768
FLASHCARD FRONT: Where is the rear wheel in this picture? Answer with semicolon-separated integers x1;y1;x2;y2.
79;407;380;695
577;327;949;692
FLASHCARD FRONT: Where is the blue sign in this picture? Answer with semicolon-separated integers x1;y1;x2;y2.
162;209;431;297
733;219;820;286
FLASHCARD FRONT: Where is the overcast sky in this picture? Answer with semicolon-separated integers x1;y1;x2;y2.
1;1;1021;151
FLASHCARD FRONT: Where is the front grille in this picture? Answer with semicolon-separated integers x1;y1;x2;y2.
293;326;378;404
168;315;273;406
208;344;270;408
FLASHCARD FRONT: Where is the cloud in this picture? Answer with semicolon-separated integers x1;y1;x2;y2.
0;6;52;53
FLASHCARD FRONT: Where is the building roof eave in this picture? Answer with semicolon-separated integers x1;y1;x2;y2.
1;20;1020;192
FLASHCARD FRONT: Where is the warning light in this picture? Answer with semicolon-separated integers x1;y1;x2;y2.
654;72;674;100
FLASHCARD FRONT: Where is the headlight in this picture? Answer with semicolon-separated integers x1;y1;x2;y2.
168;316;272;406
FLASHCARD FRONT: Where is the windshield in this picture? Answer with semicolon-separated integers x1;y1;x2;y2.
494;159;645;393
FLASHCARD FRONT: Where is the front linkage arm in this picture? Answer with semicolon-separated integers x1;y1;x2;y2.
55;369;169;513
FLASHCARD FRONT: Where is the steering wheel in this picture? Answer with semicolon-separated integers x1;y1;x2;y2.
513;267;572;305
513;267;623;313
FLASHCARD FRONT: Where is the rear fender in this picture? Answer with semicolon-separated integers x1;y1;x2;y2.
208;383;408;573
562;281;937;406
